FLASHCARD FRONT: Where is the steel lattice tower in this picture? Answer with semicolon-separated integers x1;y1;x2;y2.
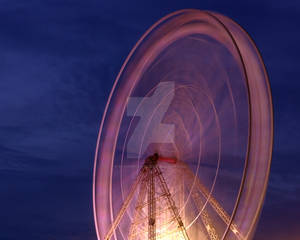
103;153;243;240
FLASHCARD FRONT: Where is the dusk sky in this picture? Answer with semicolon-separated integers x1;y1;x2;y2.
1;0;299;239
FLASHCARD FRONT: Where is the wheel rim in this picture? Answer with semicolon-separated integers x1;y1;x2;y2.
93;9;273;240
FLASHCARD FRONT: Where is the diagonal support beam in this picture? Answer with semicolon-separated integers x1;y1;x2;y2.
129;176;148;240
180;161;244;240
154;166;191;240
104;167;148;240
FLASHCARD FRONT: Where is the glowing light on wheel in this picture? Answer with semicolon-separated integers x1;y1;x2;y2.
93;9;273;240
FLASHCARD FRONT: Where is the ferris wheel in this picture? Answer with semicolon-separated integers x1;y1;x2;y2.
93;9;273;240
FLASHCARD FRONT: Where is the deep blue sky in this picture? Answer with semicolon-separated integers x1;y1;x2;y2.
0;0;299;239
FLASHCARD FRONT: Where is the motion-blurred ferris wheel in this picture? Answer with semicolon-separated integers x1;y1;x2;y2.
93;9;273;240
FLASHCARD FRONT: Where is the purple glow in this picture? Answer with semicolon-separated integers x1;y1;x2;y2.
93;9;273;240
